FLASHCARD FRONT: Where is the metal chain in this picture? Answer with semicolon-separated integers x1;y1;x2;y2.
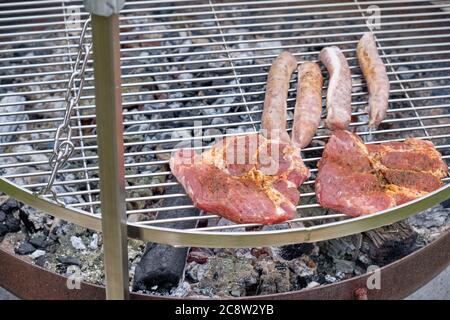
40;16;92;205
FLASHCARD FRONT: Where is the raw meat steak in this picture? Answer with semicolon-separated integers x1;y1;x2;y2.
170;134;310;224
316;130;448;217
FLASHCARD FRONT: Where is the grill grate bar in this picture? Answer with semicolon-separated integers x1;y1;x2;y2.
4;17;450;47
3;56;450;89
2;43;449;80
5;72;450;102
1;101;449;155
4;26;450;57
1;103;448;152
153;214;350;231
16;157;450;196
3;11;450;40
2;77;450;111
0;0;441;13
2;3;449;34
0;1;447;23
0;104;449;156
1;123;449;183
6;128;449;189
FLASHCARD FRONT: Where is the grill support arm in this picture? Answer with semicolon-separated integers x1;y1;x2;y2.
91;13;129;300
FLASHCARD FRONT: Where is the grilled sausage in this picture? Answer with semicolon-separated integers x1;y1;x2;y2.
319;46;352;131
357;32;390;130
292;61;323;148
262;51;297;142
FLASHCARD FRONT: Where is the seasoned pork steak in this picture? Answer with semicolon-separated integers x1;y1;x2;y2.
170;134;310;224
316;130;448;217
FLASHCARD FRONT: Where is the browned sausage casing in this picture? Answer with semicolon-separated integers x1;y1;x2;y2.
292;62;323;148
319;46;352;131
262;51;297;142
357;32;390;130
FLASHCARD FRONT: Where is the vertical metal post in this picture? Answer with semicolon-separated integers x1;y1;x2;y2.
91;14;129;300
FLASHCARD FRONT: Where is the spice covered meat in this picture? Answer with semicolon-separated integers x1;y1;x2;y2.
170;135;309;224
315;130;448;217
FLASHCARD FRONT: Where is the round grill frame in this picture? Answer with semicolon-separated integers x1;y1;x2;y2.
1;0;450;298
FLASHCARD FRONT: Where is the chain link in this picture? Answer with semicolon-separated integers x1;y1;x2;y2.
40;17;92;205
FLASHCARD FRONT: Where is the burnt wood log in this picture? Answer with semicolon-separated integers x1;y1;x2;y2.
363;221;418;266
318;221;419;273
132;183;200;292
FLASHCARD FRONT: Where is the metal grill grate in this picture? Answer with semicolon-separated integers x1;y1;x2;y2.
0;0;449;247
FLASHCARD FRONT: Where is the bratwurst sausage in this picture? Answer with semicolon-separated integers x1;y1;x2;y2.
292;61;323;148
357;32;390;130
262;51;298;142
319;46;352;131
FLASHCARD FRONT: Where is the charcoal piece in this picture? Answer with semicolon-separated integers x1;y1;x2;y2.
0;198;19;212
35;255;47;267
57;256;81;267
0;223;8;237
133;183;200;292
279;243;315;260
0;211;5;222
5;216;20;233
29;234;52;249
15;242;36;255
18;209;36;233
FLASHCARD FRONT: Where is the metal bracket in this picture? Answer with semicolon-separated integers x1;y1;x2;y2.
83;0;125;17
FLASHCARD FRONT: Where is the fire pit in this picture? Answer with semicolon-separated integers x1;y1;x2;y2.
0;0;449;299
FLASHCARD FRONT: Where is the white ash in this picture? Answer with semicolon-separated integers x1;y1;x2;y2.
358;254;371;265
171;281;191;297
70;236;87;251
20;206;48;231
211;117;229;126
333;259;356;275
351;78;363;93
408;205;450;241
324;275;338;283
396;66;415;79
0;95;28;147
30;249;46;260
185;261;209;283
177;72;194;84
307;281;320;289
255;41;284;55
11;144;49;171
89;233;99;250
